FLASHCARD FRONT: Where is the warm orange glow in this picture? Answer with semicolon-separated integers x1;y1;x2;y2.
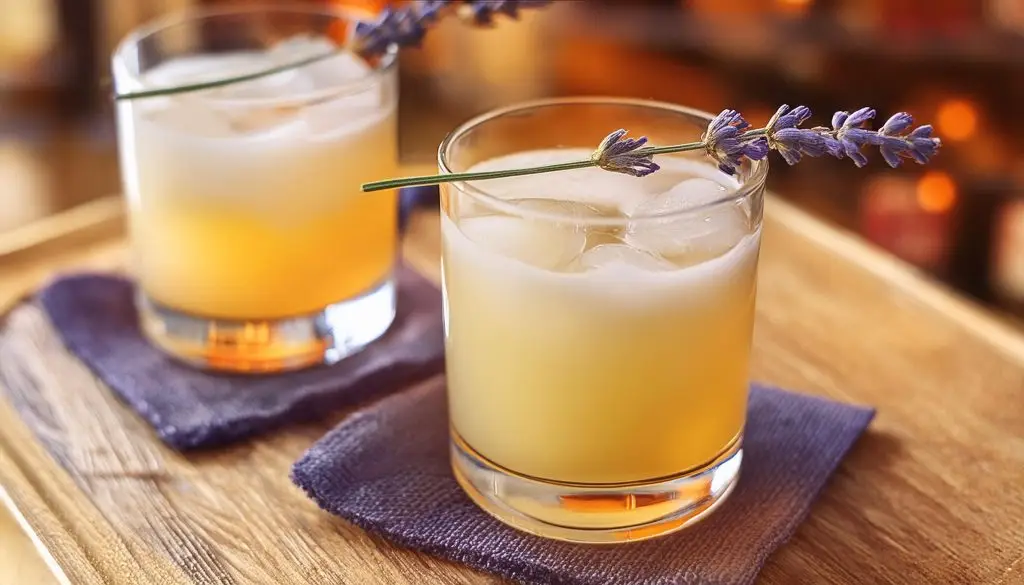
330;0;391;12
326;0;394;42
326;19;351;45
916;171;957;213
936;99;978;142
863;175;915;215
774;0;813;15
741;106;775;127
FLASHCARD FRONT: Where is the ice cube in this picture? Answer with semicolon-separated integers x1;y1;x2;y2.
268;36;374;93
222;105;305;138
271;45;385;138
511;197;610;220
135;42;384;142
299;89;383;138
457;196;608;222
455;200;590;270
218;49;381;138
625;178;747;260
140;96;236;138
141;94;308;141
645;178;729;214
633;159;706;195
464;152;647;212
303;51;377;90
268;35;335;60
578;244;676;273
215;69;316;100
142;53;265;88
163;51;317;101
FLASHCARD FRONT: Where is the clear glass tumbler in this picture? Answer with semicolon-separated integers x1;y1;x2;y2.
439;97;766;543
112;4;399;373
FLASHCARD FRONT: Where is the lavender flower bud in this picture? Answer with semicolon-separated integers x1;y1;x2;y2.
592;129;660;177
877;115;942;167
703;109;769;175
353;1;550;58
353;6;433;58
771;128;827;165
765;105;842;165
906;125;942;163
826;109;942;167
880;112;914;135
832;107;879;167
459;0;552;26
845;107;876;127
767;104;812;131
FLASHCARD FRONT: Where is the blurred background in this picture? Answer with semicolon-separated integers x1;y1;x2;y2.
1;0;1023;325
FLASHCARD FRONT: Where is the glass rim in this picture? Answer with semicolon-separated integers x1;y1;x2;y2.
437;96;769;226
111;2;398;105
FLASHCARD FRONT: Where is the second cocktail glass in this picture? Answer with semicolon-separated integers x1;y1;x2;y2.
112;5;399;373
439;98;767;543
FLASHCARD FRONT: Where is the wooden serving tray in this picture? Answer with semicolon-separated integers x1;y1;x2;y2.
2;196;1023;585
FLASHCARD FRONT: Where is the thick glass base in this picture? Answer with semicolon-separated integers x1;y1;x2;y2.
451;431;742;544
137;277;396;373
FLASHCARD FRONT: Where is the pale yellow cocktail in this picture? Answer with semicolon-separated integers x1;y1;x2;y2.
440;99;766;542
113;7;399;371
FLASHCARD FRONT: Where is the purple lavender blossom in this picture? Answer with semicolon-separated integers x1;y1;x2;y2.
352;4;439;58
827;108;941;167
689;105;940;176
831;107;886;167
353;1;549;59
765;105;842;165
876;113;942;167
703;109;770;174
880;111;913;134
460;1;553;26
592;129;660;177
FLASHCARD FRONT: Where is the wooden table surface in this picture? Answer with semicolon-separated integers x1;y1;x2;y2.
1;173;1023;584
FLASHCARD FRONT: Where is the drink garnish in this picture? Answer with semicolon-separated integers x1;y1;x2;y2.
361;106;942;192
113;1;550;101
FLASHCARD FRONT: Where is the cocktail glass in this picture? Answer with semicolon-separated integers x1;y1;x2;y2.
439;97;767;543
112;4;398;373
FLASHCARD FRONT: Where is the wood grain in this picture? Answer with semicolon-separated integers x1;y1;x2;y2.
0;489;61;585
0;195;125;262
1;194;1022;585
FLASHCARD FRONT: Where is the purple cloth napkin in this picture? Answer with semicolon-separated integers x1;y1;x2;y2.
399;185;440;231
38;265;444;450
292;381;874;585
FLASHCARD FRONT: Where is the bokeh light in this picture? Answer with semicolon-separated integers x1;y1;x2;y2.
936;99;978;142
775;0;814;15
916;171;957;213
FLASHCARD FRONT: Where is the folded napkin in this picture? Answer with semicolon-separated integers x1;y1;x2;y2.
292;381;874;585
398;185;440;230
39;265;444;450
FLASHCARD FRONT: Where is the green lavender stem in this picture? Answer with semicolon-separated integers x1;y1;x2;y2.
361;141;709;192
113;49;340;101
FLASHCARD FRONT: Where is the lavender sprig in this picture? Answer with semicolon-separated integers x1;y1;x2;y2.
362;105;941;192
354;1;550;55
764;105;837;165
763;105;941;170
876;112;941;167
350;1;447;58
592;130;660;177
114;1;549;101
703;109;770;174
458;0;554;26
